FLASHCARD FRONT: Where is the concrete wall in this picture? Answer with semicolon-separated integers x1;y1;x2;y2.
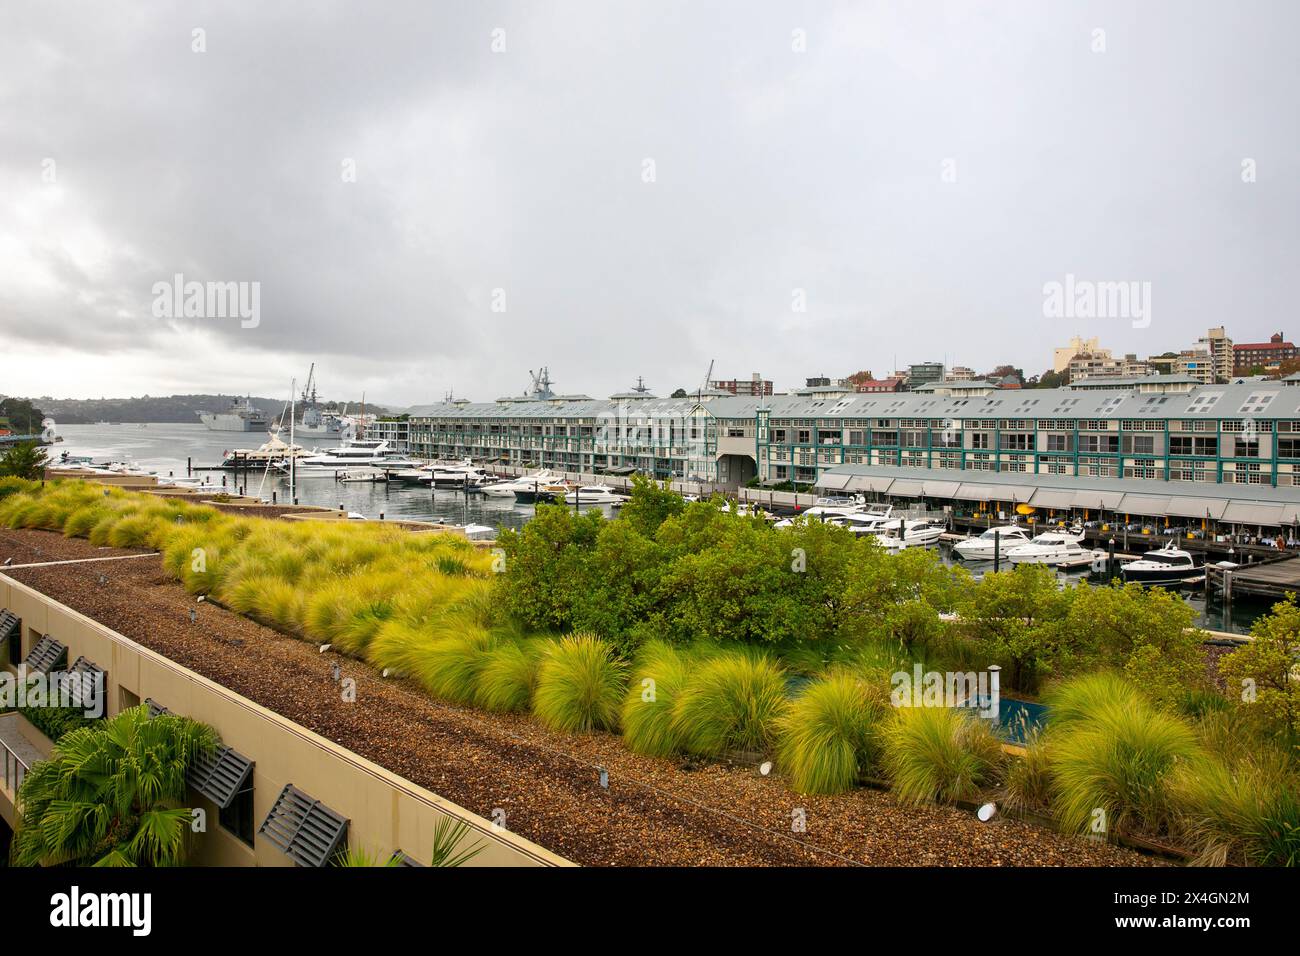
0;573;570;868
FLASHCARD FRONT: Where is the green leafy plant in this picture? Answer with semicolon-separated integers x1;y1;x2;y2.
1045;675;1198;837
475;640;545;713
1172;750;1300;866
429;814;486;867
11;705;218;867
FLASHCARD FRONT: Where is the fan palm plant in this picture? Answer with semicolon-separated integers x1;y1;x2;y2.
11;705;219;867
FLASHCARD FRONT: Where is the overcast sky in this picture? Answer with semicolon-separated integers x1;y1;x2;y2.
2;0;1297;407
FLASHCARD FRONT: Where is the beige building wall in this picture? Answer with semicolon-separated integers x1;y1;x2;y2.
0;573;570;868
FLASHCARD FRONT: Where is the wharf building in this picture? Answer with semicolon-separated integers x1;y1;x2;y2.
406;375;1300;523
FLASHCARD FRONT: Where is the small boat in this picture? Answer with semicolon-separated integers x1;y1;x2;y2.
1005;532;1096;566
813;493;865;509
1121;543;1203;586
953;525;1032;561
823;512;900;536
337;470;387;483
563;484;623;505
457;523;497;541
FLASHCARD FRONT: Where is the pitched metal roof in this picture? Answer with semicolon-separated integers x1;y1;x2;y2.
406;382;1300;424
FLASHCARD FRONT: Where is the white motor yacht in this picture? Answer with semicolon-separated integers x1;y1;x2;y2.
563;484;623;505
953;525;1032;560
220;431;311;468
873;518;947;550
1121;543;1203;586
281;440;420;476
430;460;494;488
1005;532;1096;566
480;470;559;498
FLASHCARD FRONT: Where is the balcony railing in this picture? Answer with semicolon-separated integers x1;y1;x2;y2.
2;733;31;796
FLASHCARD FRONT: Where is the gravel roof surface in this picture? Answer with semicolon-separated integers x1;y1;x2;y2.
0;527;146;565
1;527;1159;867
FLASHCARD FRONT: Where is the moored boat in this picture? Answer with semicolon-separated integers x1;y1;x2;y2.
1121;543;1203;586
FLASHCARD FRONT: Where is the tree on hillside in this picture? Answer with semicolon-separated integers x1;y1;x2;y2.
670;388;688;398
12;705;218;867
0;397;45;433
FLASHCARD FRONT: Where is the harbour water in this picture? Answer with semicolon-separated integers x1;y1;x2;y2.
45;423;1265;634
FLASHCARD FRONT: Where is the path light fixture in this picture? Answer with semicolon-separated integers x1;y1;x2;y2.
976;802;998;823
759;761;773;776
598;768;609;789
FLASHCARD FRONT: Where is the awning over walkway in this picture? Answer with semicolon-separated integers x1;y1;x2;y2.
1221;502;1287;525
1118;494;1172;516
814;473;851;491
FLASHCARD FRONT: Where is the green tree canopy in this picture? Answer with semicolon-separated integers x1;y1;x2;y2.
0;441;49;480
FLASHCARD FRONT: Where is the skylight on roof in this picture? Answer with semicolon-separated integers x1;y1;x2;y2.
1239;393;1275;414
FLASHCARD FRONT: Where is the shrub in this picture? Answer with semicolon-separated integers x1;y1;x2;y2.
776;671;885;794
374;627;496;705
532;633;626;734
1000;733;1053;813
621;641;695;757
0;476;36;500
1042;671;1146;729
670;650;787;756
475;640;545;713
1173;751;1300;866
20;705;100;742
1046;682;1199;837
883;705;1005;804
